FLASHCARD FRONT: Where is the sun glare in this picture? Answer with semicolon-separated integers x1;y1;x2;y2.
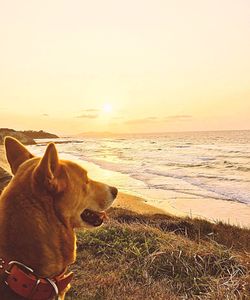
103;103;113;113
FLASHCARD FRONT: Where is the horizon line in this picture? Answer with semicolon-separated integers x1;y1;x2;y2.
69;128;250;137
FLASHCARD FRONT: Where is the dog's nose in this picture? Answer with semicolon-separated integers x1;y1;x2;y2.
110;186;118;199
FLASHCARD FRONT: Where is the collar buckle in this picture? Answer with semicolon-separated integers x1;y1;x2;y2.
5;260;34;275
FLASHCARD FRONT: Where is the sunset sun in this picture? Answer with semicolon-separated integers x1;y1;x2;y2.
103;103;113;113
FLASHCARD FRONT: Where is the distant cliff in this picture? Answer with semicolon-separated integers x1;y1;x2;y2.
21;130;59;139
0;128;59;145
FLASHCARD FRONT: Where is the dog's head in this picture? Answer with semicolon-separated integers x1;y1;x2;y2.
4;136;118;228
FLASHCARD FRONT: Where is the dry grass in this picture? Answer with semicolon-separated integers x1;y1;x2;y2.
66;208;250;300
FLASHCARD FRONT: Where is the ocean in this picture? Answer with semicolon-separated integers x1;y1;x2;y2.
29;130;250;207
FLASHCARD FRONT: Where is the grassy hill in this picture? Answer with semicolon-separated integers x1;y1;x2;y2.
67;208;250;300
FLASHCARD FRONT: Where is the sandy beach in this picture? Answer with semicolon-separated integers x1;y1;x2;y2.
115;192;250;228
1;144;250;228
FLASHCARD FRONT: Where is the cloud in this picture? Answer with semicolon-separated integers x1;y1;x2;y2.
112;116;124;120
124;115;192;126
82;109;100;112
76;108;101;118
165;115;192;121
76;114;99;119
125;117;158;125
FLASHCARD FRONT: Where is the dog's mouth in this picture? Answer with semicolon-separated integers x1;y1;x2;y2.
80;209;107;227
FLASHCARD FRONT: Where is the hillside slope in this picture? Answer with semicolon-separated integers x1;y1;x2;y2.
66;208;250;300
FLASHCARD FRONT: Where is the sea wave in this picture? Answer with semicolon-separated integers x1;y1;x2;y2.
30;131;250;205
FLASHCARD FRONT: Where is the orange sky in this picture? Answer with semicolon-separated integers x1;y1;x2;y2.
0;0;249;135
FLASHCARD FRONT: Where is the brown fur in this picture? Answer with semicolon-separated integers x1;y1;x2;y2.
0;137;117;299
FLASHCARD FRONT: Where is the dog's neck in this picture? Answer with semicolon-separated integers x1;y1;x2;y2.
0;182;76;279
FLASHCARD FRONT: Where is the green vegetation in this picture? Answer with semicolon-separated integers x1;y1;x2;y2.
66;208;250;300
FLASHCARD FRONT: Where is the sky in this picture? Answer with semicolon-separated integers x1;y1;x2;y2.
0;0;249;135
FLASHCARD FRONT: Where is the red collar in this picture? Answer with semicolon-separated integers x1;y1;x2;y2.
0;258;73;300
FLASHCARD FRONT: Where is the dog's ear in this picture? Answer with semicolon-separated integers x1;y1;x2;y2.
34;143;65;193
5;136;34;174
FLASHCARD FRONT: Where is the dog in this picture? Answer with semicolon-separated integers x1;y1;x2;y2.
0;137;118;299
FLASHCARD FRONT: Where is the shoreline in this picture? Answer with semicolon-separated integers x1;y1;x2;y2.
1;145;250;228
114;191;250;228
69;155;250;228
154;196;250;228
